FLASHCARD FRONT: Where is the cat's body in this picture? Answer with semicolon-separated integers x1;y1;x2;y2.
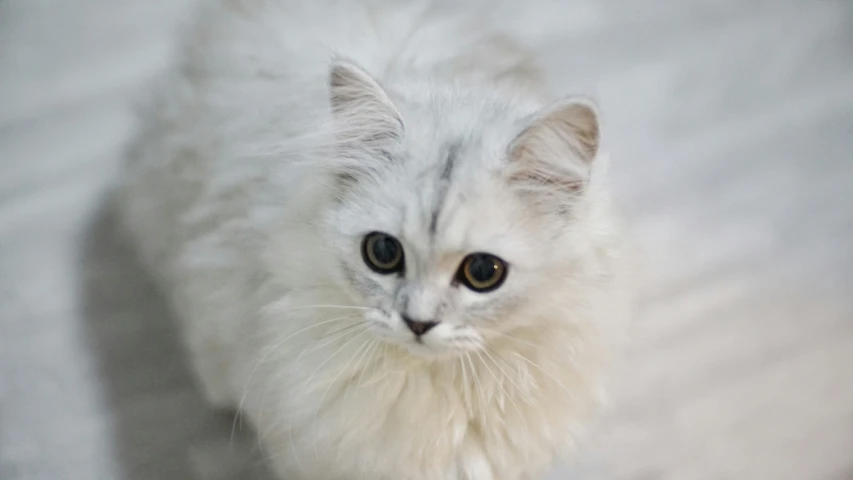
118;1;630;479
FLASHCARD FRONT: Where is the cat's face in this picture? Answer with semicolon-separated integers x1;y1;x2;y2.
330;160;547;358
323;61;600;358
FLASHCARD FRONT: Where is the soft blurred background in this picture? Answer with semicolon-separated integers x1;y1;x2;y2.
1;0;852;479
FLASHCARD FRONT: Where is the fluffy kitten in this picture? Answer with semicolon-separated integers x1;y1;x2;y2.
118;0;630;479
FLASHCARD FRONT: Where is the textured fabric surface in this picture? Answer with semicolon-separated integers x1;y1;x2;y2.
1;1;852;479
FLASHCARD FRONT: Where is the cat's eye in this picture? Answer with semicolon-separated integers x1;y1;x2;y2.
362;232;404;274
457;253;507;292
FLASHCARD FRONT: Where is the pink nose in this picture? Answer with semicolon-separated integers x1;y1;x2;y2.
402;316;438;336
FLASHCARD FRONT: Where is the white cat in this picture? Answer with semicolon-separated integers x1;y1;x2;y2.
118;1;630;479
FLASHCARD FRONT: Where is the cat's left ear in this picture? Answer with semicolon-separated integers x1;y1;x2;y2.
328;60;404;145
507;97;601;193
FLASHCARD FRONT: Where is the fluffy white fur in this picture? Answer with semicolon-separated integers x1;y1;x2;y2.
117;1;630;479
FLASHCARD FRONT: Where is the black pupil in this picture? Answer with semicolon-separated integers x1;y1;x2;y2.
469;255;496;282
372;236;398;265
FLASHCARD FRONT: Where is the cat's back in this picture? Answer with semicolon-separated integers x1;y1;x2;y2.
117;1;373;269
184;0;546;89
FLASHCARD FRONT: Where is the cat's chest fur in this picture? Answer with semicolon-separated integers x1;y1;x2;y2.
242;311;593;480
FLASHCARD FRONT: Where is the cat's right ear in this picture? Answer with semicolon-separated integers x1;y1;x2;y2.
328;60;404;146
506;97;601;195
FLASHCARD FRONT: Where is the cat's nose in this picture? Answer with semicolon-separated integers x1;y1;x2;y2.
401;316;438;336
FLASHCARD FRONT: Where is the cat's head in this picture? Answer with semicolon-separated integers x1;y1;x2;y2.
322;60;609;359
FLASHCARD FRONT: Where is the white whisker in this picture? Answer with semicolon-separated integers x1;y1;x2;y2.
314;332;372;449
295;322;365;361
476;350;535;449
481;346;535;404
479;327;542;351
233;313;360;445
307;329;369;457
458;357;472;412
513;353;580;402
285;304;370;312
355;339;379;390
258;322;365;445
465;353;485;412
340;339;380;430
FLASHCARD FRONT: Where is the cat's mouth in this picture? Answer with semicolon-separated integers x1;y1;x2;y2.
364;309;483;359
395;339;480;362
400;340;447;358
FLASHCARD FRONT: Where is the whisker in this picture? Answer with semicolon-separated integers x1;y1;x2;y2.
295;322;365;361
459;356;472;412
343;337;375;400
465;353;485;412
355;339;379;390
474;350;504;408
479;327;542;351
283;303;370;312
513;352;580;402
315;335;372;433
307;330;370;457
341;338;379;430
232;313;359;445
259;325;369;448
285;285;342;291
481;346;535;404
260;314;361;361
257;322;363;444
356;341;392;388
301;325;371;399
229;409;244;449
358;353;390;389
477;350;535;452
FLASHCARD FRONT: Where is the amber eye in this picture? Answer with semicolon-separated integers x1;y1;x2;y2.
457;253;508;292
362;232;404;274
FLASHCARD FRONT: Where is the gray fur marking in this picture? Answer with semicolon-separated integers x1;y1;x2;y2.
428;142;460;236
